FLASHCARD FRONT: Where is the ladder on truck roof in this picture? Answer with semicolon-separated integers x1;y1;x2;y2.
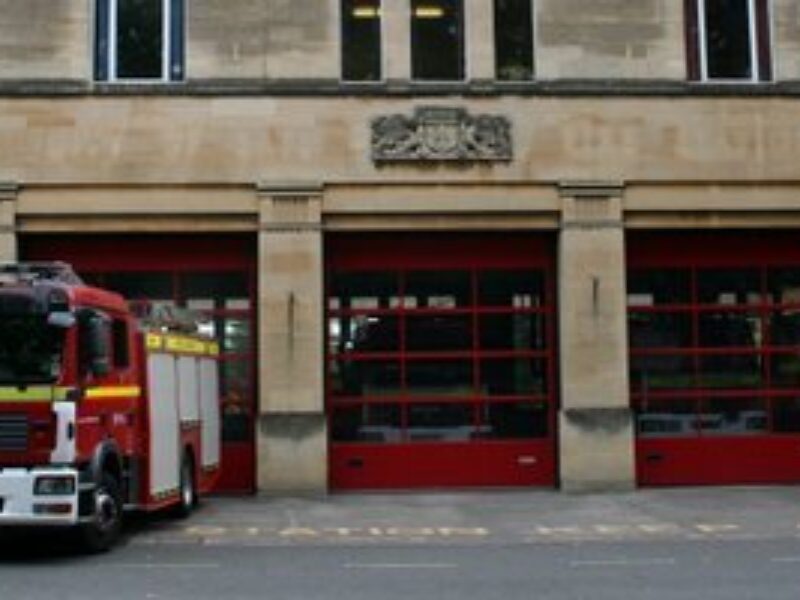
0;262;84;286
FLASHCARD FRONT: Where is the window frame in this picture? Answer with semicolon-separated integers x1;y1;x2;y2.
95;0;185;83
339;0;386;83
688;0;773;83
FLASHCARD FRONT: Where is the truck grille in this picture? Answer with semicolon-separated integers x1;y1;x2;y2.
0;415;28;451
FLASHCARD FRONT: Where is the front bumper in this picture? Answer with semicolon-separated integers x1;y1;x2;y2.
0;467;79;526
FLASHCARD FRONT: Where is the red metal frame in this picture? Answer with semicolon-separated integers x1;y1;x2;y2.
327;233;558;490
628;231;800;486
21;234;258;494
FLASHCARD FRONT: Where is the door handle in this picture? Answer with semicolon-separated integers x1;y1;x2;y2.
646;453;664;463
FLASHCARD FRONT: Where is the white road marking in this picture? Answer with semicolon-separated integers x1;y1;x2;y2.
569;558;676;568
344;563;458;570
771;556;800;563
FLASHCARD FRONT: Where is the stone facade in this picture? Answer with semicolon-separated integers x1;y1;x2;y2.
1;1;800;493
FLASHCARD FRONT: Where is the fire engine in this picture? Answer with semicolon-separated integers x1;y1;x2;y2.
0;262;221;551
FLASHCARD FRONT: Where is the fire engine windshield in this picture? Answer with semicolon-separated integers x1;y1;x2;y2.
0;315;65;384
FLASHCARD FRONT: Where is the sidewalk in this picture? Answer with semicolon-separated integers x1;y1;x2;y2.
130;486;800;547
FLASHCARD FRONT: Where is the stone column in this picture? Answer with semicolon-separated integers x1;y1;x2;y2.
557;182;635;492
383;0;411;81
466;0;495;82
0;183;18;262
257;183;327;494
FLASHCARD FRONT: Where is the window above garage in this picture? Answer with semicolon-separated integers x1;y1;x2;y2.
686;0;772;82
94;0;185;82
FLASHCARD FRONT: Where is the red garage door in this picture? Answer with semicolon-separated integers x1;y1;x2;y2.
327;234;558;490
629;232;800;486
21;235;258;494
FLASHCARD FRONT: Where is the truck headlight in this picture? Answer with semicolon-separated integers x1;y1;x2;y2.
34;475;76;496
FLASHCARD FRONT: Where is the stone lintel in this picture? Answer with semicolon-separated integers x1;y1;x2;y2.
257;181;324;200
558;181;625;199
0;183;20;202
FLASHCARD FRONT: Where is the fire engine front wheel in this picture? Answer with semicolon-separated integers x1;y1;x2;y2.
79;473;122;553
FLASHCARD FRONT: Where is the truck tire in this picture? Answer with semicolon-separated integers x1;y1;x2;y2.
174;454;196;519
79;472;122;553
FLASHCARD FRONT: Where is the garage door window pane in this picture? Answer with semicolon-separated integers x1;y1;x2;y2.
629;312;692;349
482;402;547;439
699;354;762;388
332;404;402;442
407;403;474;441
405;271;471;308
478;270;544;307
330;272;398;310
481;358;547;396
480;314;545;350
627;269;691;305
331;315;399;353
636;398;697;437
698;311;762;348
630;354;694;391
406;360;473;396
698;269;761;304
406;315;472;352
698;397;766;435
330;359;401;397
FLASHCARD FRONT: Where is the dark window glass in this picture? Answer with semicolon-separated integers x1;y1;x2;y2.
330;315;399;354
627;269;691;305
770;352;800;388
332;404;402;442
770;310;800;347
112;319;130;368
480;314;546;351
699;353;762;389
629;312;693;349
407;403;474;441
103;272;173;301
481;358;547;396
405;271;471;308
767;268;800;305
117;0;164;79
406;360;473;396
630;354;694;391
704;0;753;79
772;397;800;433
405;315;472;352
341;0;382;81
330;271;398;310
494;0;534;80
698;312;761;348
697;268;761;305
411;0;464;80
478;270;544;307
636;398;697;437
220;359;251;442
698;397;766;435
330;359;401;397
481;401;548;439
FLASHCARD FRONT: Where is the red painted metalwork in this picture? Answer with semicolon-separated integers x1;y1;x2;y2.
22;235;258;494
327;233;558;490
628;231;800;487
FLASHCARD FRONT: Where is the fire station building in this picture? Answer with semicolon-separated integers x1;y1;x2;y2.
3;1;800;494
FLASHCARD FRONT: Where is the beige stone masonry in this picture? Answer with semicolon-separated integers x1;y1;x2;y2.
467;1;495;81
383;0;411;80
0;183;18;262
258;183;324;413
558;182;635;492
257;183;326;492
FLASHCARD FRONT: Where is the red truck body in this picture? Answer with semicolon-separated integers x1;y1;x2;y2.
0;263;220;550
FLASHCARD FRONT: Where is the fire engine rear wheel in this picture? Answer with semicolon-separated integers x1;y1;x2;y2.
174;454;196;519
79;473;122;553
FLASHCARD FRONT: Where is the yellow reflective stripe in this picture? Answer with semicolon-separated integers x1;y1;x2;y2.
147;333;218;357
146;333;164;350
85;386;141;400
164;336;207;355
0;386;70;402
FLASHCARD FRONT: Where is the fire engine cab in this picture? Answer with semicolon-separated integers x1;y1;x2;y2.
0;262;220;551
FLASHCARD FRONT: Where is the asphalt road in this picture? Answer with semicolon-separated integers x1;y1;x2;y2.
2;487;800;600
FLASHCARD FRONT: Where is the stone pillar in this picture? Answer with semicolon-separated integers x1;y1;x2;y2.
0;183;18;262
467;0;495;81
257;183;327;494
557;182;635;492
383;1;411;81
